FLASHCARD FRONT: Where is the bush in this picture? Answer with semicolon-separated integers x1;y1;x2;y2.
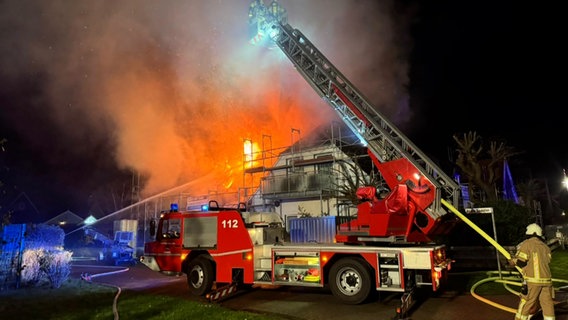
20;224;73;288
21;249;46;287
21;248;73;288
43;250;72;288
444;200;532;247
25;224;65;250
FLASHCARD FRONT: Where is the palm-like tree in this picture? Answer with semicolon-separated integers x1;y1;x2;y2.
453;131;521;202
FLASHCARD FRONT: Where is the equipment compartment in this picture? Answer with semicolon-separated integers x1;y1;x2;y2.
273;251;322;286
378;252;403;290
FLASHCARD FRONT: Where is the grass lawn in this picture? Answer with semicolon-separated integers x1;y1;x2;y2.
447;248;568;296
0;278;287;320
1;249;567;319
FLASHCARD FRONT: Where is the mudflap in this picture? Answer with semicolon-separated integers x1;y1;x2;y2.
206;282;240;302
394;289;416;320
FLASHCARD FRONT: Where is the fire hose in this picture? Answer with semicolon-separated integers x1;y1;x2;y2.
441;199;568;315
80;266;130;320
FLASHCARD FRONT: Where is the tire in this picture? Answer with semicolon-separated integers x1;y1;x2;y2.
329;257;374;305
186;256;214;296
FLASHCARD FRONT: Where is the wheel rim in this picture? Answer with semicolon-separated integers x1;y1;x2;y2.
336;266;362;296
190;265;204;289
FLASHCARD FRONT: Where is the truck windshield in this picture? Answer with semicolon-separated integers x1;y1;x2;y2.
161;218;181;239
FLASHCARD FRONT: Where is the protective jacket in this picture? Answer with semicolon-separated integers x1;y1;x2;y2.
515;236;552;285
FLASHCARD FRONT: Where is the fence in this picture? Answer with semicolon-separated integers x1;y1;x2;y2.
0;224;26;289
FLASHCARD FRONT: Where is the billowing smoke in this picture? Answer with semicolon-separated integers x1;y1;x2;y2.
0;0;415;207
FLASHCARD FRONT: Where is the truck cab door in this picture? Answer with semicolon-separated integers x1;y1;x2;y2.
153;217;184;273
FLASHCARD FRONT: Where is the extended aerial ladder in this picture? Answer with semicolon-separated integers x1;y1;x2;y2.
249;1;461;243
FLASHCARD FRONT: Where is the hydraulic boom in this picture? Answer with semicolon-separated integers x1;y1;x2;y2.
249;1;461;243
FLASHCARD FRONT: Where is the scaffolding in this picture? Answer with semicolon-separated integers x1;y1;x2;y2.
77;123;371;255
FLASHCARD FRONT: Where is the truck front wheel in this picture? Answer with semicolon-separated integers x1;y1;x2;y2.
187;256;214;296
329;257;373;304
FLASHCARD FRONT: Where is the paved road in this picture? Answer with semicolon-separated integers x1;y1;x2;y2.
70;263;568;320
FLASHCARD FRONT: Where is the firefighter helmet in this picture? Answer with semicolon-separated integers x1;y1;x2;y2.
525;223;543;237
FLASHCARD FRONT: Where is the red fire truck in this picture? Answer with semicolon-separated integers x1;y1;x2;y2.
141;0;463;315
141;201;450;308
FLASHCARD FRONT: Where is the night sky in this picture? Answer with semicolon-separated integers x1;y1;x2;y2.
408;1;565;185
0;0;565;220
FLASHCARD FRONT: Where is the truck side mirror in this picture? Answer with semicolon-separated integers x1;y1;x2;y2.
149;219;156;237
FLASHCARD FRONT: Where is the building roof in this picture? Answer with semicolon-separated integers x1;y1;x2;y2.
3;192;42;224
43;210;84;227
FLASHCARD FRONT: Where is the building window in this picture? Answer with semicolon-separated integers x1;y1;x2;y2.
287;157;303;175
315;153;332;174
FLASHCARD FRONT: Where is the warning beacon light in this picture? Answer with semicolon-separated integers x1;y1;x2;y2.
170;203;179;212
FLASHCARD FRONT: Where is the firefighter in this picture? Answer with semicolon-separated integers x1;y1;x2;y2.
509;223;555;320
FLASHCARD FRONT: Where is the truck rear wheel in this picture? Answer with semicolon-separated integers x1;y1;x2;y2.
329;257;373;304
187;256;214;296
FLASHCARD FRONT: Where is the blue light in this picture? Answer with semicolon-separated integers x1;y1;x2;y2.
170;203;179;212
201;205;209;212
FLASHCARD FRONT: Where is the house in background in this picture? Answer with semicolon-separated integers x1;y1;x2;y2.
2;192;42;224
245;123;377;229
44;210;84;232
2;190;85;231
62;123;379;253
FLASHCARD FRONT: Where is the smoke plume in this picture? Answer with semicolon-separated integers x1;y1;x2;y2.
0;0;415;207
